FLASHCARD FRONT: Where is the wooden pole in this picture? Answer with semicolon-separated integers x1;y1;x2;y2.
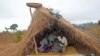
29;7;38;54
33;37;38;54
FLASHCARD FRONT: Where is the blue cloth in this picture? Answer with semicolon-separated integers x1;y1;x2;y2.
38;34;56;52
43;44;53;53
39;38;48;49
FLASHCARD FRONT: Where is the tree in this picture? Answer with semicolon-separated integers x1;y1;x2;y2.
98;20;100;25
10;24;18;32
5;27;9;32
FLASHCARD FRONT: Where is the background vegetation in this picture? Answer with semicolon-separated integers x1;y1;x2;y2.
0;20;100;43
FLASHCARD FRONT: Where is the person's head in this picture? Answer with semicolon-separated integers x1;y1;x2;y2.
59;31;64;37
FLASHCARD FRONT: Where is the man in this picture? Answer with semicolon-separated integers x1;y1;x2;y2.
57;35;68;53
52;31;68;53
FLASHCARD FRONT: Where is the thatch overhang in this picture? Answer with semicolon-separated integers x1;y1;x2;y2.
0;3;100;56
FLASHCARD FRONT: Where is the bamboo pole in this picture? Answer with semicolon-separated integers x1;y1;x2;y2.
29;7;38;54
33;37;38;54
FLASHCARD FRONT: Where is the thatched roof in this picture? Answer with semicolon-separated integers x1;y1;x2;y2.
0;3;100;56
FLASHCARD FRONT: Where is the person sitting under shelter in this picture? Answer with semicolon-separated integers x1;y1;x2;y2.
38;32;57;53
52;31;68;53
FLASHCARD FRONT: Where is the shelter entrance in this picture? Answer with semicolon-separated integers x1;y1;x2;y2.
31;27;75;55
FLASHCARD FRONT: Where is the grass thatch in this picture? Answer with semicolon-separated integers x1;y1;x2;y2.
0;3;100;56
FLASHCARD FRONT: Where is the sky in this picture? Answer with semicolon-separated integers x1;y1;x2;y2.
0;0;100;31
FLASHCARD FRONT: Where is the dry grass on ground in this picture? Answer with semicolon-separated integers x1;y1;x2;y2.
0;32;79;56
88;26;100;39
28;47;79;56
0;25;99;56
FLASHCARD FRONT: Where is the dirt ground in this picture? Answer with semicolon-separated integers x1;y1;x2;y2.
0;33;13;52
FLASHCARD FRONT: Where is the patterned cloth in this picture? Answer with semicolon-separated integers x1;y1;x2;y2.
38;34;57;52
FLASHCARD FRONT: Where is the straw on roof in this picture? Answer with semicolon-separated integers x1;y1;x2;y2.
0;3;100;56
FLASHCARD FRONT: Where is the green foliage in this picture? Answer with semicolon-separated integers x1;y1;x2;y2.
10;24;18;32
13;30;25;42
47;8;62;18
54;11;62;18
98;20;100;25
5;27;9;32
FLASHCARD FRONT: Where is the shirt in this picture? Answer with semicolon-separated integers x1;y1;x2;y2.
48;34;56;42
57;36;68;46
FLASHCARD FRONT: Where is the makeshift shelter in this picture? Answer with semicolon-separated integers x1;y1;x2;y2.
0;3;100;56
